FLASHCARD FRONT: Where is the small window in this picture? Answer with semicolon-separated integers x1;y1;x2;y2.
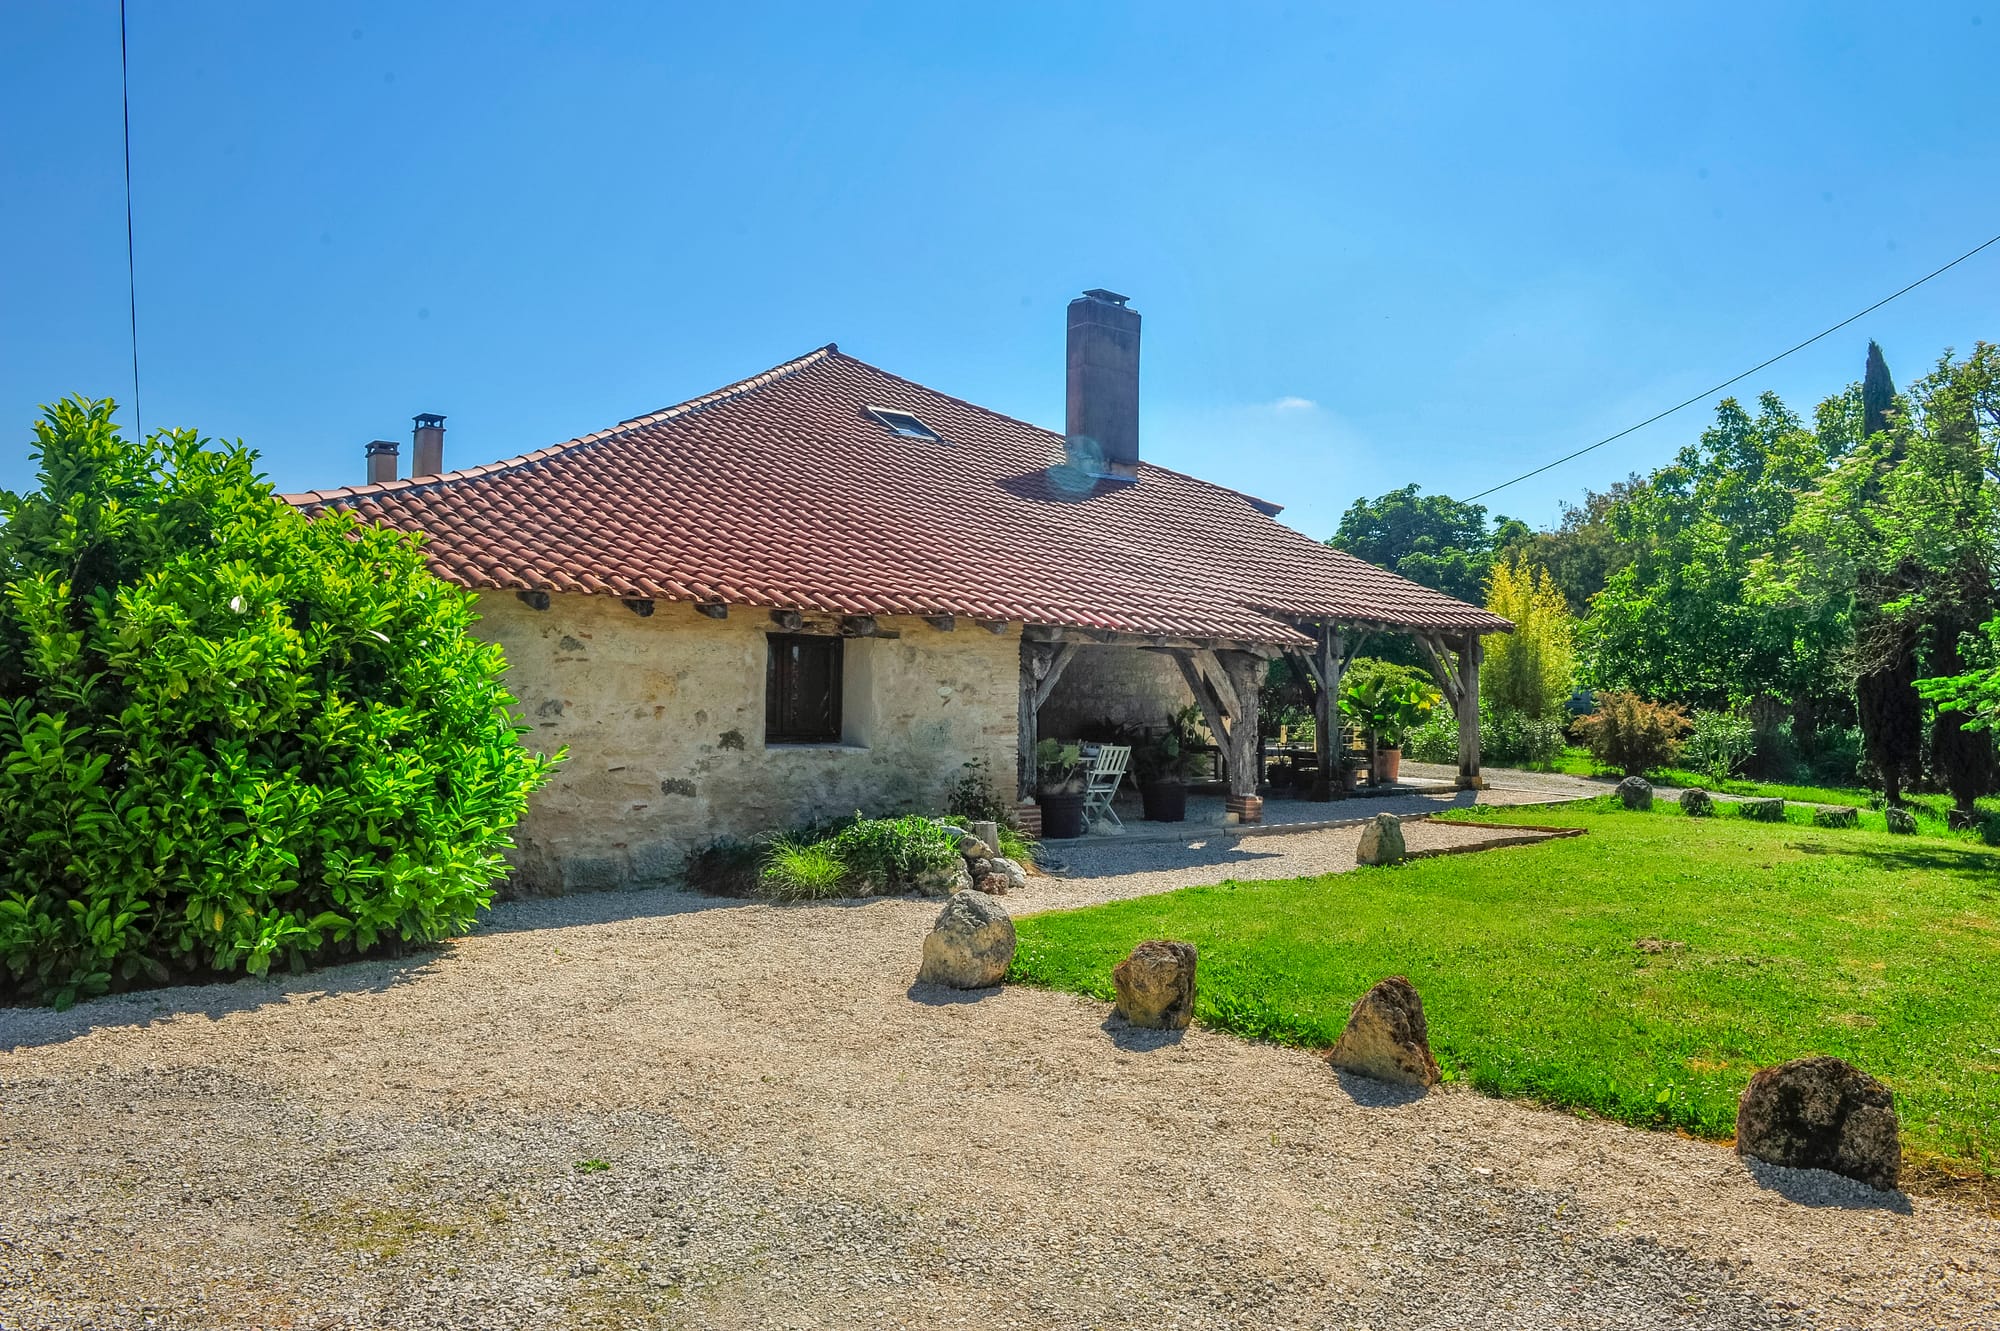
765;634;844;744
864;406;941;442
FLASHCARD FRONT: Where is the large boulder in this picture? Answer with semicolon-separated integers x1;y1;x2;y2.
1112;940;1198;1030
1739;798;1786;822
909;861;974;898
1616;776;1653;811
915;891;1016;989
1355;813;1407;867
1679;788;1715;818
1811;805;1859;829
1885;807;1918;835
1328;975;1440;1088
1736;1056;1900;1192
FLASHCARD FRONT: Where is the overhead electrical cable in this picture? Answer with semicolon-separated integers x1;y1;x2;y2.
120;0;141;438
1463;229;2000;503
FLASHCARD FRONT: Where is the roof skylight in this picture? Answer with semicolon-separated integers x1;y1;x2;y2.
864;407;941;442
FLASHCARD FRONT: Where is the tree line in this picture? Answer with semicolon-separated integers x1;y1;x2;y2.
1328;340;2000;816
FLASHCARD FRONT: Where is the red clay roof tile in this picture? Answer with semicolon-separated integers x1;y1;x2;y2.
285;347;1511;645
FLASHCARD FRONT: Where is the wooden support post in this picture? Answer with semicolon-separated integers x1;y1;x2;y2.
1319;626;1343;798
1018;640;1080;799
1216;649;1264;822
1457;633;1484;790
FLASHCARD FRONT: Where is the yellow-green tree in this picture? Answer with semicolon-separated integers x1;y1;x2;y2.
1482;553;1576;720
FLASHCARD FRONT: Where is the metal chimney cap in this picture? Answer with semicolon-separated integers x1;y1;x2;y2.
1080;288;1129;305
365;440;400;455
412;413;446;429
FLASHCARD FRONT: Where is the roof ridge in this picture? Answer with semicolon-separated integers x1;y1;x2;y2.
280;343;839;506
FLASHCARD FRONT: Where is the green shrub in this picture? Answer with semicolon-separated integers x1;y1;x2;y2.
1483;705;1567;768
1572;692;1691;777
825;815;958;891
1400;703;1564;768
0;400;555;1007
1402;710;1459;764
759;837;848;901
991;822;1038;865
1684;709;1756;781
945;758;1015;826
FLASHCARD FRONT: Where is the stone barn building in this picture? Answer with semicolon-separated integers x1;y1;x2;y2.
289;291;1508;892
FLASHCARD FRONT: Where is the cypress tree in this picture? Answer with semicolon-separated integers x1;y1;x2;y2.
1851;342;1923;803
1862;340;1895;439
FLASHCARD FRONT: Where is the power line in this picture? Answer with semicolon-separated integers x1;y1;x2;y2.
1463;229;2000;504
119;0;141;439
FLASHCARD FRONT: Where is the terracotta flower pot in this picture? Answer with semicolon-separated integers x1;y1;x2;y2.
1379;747;1402;782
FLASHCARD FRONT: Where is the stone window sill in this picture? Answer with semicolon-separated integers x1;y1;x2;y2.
764;741;870;753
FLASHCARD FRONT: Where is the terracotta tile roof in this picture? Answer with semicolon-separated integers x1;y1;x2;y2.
285;347;1511;645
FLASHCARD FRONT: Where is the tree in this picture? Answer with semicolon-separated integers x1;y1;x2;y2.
1482;553;1575;720
1582;393;1851;720
1515;477;1643;616
0;399;557;1006
1328;485;1512;607
1849;342;1924;803
1762;344;2000;814
1863;339;1895;439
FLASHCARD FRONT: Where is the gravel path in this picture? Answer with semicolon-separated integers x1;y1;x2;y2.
1021;817;1557;912
4;858;1996;1329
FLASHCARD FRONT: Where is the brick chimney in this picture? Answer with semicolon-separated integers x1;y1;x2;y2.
365;439;400;485
411;413;446;479
1065;289;1140;480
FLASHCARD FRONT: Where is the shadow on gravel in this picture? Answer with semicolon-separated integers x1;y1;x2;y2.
1743;1159;1914;1213
1332;1069;1431;1108
0;949;441;1053
905;982;1003;1006
474;884;757;935
1100;1016;1186;1051
1054;839;1290;880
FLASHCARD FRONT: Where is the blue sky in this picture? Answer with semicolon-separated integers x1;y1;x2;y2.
3;2;1995;537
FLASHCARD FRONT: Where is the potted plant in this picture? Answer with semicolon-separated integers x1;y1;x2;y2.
1035;738;1088;838
1136;711;1192;815
1339;675;1438;785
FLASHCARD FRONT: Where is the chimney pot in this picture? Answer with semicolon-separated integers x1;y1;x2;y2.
411;413;446;479
365;439;400;485
1065;290;1140;480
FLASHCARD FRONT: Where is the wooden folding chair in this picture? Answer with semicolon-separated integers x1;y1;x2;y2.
1081;744;1132;830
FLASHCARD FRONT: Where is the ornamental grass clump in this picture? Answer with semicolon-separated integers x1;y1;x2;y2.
0;400;556;1007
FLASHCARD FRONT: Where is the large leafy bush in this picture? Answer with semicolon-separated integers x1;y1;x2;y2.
1684;708;1757;780
1572;691;1691;777
0;400;554;1006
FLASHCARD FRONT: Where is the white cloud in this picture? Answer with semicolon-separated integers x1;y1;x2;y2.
1269;395;1318;412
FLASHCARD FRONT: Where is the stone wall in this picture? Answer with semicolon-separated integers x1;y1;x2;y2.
475;594;1022;893
1038;645;1193;740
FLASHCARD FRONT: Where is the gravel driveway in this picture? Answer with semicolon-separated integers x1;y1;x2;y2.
3;829;1996;1329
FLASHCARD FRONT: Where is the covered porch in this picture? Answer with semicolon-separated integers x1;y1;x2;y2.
1017;617;1496;830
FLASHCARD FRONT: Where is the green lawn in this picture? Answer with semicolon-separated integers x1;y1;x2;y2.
1009;797;2000;1185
